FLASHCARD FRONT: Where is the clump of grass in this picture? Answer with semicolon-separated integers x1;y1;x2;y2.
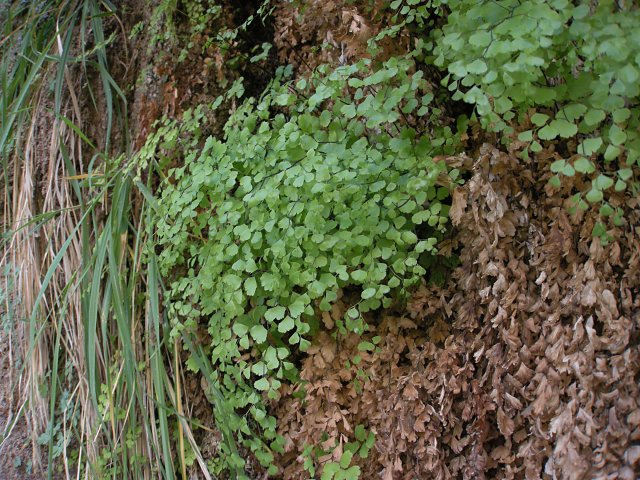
0;2;215;478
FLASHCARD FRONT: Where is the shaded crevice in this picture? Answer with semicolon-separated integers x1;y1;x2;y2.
228;0;279;99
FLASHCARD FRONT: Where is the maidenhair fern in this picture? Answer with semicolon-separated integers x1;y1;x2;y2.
143;55;462;475
432;0;639;235
388;0;639;242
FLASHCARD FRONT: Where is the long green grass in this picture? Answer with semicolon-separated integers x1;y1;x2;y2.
0;0;257;477
0;1;195;478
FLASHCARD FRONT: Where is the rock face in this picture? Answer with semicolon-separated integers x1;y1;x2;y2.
2;1;639;479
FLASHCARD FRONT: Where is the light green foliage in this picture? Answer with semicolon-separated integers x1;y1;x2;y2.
432;0;639;144
182;0;222;35
148;55;460;475
177;0;222;62
302;425;375;479
425;0;640;229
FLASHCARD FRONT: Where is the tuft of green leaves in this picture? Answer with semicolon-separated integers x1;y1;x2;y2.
145;54;461;475
302;424;374;479
424;0;639;226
